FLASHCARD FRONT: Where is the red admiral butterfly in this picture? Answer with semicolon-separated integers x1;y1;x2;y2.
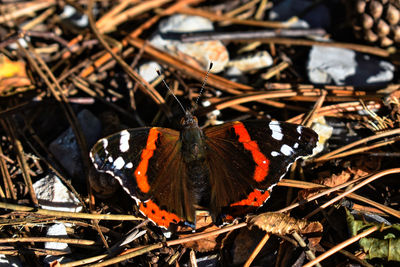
90;110;318;228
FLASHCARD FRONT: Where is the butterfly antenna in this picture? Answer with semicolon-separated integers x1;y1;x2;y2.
195;62;213;106
157;70;186;114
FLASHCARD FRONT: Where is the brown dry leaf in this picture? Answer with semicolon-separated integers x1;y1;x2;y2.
319;170;352;188
247;212;323;246
301;221;324;247
177;211;222;252
298;170;352;200
299;158;380;200
0;54;31;96
351;155;381;175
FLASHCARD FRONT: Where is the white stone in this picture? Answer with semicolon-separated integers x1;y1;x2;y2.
33;174;82;212
44;223;71;265
137;61;162;83
308;46;394;85
227;51;273;72
45;223;71;252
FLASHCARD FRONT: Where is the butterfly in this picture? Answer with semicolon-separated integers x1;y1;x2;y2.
90;110;318;228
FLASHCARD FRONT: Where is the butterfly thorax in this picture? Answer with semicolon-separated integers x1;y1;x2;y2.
180;112;207;163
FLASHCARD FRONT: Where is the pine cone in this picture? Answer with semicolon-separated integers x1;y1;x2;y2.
352;0;400;47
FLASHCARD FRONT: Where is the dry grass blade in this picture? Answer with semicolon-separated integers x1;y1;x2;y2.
0;202;142;221
179;6;292;28
303;226;379;267
315;128;400;162
0;237;96;246
87;0;169;115
126;37;253;92
62;223;247;266
254;38;390;57
278;179;400;219
305;168;400;219
1;119;38;205
287;101;382;123
97;0;173;34
77;0;203;75
243;233;271;267
0;1;55;24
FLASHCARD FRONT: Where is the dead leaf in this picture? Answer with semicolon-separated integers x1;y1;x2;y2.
177;211;222;252
247;212;323;246
0;54;31;96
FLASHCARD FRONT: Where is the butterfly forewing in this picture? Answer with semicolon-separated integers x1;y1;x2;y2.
204;120;318;212
90;127;197;226
90;128;154;200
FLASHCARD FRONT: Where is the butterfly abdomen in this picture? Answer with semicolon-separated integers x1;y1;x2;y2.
187;161;211;209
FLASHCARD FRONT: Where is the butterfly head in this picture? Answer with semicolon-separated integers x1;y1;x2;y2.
181;110;199;129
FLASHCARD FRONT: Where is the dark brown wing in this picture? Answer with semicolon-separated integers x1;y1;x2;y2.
90;127;196;227
204;120;318;214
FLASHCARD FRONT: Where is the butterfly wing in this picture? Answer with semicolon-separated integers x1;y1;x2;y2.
90;127;195;228
204;120;318;215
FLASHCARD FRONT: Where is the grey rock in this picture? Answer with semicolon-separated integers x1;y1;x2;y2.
49;109;101;178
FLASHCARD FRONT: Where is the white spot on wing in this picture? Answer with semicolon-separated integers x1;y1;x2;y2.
113;156;125;169
125;162;133;168
108;156;113;162
102;138;108;149
271;151;280;157
294;143;299;149
297;126;302;135
119;130;130;152
280;144;293;156
269;121;283;140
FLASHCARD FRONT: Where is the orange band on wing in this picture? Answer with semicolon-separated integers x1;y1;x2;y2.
230;189;270;207
139;200;181;228
233;122;269;182
134;128;160;193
